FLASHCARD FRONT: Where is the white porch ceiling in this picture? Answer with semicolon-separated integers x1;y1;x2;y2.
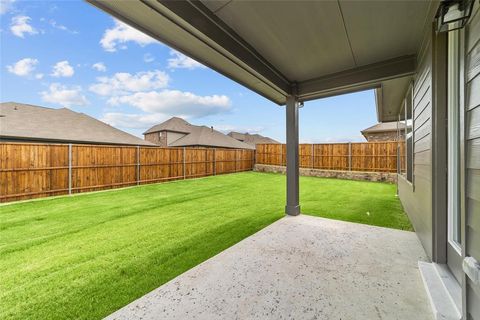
202;0;430;81
87;0;438;118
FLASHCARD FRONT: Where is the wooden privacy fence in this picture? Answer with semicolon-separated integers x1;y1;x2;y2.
0;143;254;203
256;141;405;173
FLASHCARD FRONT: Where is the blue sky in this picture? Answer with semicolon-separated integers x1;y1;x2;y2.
1;0;378;143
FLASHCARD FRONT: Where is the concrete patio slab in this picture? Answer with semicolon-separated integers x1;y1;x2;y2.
106;215;432;320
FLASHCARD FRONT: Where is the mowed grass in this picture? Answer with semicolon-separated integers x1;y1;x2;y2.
0;172;411;320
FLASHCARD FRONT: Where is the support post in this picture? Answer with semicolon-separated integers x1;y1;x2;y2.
183;147;186;179
348;142;352;171
68;143;72;195
136;146;140;185
285;94;300;216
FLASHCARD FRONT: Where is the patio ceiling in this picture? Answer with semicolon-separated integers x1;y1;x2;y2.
88;0;437;117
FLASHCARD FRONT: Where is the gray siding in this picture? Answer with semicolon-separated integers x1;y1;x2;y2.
398;37;433;258
466;2;480;318
167;131;187;145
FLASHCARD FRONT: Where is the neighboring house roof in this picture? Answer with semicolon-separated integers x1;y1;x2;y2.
361;122;406;134
227;131;280;146
0;102;155;146
143;117;193;134
169;126;254;149
145;117;254;149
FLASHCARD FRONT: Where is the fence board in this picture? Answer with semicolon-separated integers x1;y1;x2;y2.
1;141;402;203
256;141;404;173
0;143;254;203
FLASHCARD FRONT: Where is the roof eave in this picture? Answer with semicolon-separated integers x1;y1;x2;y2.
0;135;155;146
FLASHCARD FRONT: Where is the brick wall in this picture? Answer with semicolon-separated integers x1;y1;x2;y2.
363;131;404;142
254;164;397;183
144;131;167;146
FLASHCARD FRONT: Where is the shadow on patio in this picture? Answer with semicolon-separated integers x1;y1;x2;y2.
106;215;432;320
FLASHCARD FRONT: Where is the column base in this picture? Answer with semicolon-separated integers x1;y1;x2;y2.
285;205;301;216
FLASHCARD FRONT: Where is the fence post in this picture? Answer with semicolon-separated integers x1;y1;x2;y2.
235;149;238;172
68;143;72;195
183;147;186;179
348;142;352;171
397;144;400;174
213;148;216;175
205;148;208;176
311;144;314;169
136;146;140;185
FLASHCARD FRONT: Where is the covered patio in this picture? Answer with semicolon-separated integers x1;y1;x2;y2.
106;215;431;320
85;0;479;319
87;0;434;216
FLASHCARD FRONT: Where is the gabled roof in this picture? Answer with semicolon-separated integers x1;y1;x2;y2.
143;117;193;135
227;131;280;146
147;117;254;149
361;121;406;134
169;126;254;149
0;102;155;146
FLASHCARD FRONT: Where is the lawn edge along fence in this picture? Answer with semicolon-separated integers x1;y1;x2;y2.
0;143;254;203
256;141;405;173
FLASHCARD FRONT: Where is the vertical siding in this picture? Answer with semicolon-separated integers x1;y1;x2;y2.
466;2;480;319
398;37;433;258
167;132;187;145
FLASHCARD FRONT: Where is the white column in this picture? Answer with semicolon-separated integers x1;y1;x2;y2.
285;95;300;216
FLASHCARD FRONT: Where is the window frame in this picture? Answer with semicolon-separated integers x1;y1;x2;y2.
398;83;414;184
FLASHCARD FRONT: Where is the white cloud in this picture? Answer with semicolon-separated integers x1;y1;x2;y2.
1;0;15;14
143;53;154;63
49;19;78;34
101;112;170;129
89;70;169;96
100;19;157;52
51;60;74;77
40;83;89;107
168;50;205;70
6;58;38;76
35;73;44;79
92;62;106;72
10;15;37;38
108;90;231;118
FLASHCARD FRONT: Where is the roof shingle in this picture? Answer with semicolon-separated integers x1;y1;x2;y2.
0;102;154;146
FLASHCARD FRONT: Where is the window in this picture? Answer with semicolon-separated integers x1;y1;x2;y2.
398;84;414;183
447;30;461;249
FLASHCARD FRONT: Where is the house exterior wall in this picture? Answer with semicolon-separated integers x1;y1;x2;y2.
144;131;187;146
363;131;404;142
465;3;480;318
144;132;165;146
397;5;480;317
398;34;433;258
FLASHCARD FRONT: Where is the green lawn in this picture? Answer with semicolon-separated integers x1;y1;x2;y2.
0;172;411;320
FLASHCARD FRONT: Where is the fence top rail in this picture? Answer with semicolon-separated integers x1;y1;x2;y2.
0;141;151;148
0;142;255;151
257;141;402;147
